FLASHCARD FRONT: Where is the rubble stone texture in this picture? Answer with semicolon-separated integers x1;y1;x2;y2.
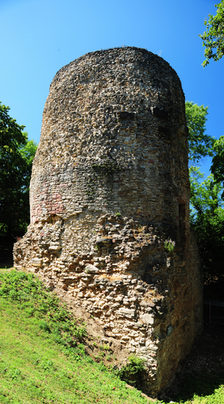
14;47;202;395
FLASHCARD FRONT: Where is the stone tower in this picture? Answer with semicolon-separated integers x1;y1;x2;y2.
14;47;202;395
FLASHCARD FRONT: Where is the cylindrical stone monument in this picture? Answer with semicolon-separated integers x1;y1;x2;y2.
14;47;202;395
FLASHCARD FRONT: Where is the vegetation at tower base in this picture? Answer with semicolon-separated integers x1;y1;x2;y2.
0;102;37;265
200;0;224;66
13;47;202;396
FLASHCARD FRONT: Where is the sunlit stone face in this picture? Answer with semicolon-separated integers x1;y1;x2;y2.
31;47;188;238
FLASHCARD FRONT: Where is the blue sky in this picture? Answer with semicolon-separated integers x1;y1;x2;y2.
1;0;223;174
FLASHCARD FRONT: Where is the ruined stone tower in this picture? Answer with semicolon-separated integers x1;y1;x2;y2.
14;47;202;395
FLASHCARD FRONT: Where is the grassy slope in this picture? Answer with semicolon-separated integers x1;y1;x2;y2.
0;269;151;404
0;301;149;403
0;268;224;404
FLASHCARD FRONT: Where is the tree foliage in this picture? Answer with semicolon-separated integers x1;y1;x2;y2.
211;136;224;191
200;0;224;66
190;167;224;279
185;101;215;163
187;102;224;281
0;102;37;261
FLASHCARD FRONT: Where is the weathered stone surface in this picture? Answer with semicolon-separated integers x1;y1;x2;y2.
14;47;202;396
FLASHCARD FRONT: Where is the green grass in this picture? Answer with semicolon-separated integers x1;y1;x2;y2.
0;269;151;403
0;268;224;403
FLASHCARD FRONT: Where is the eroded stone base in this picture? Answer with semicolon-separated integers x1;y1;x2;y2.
14;213;202;395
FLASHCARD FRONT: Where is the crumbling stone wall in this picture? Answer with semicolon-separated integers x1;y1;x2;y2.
14;47;202;395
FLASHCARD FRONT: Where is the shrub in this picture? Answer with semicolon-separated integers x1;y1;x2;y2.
117;355;146;387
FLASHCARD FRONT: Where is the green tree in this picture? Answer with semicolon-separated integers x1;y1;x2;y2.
190;167;224;280
200;0;224;66
186;102;224;284
0;102;37;263
185;101;215;163
211;136;224;193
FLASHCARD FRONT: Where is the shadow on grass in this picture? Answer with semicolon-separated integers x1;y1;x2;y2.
169;370;224;402
164;325;224;402
0;257;13;268
0;244;13;268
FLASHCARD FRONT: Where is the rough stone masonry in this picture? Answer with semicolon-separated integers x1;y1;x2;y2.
14;47;202;395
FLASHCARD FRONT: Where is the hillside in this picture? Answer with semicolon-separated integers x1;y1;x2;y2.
0;269;153;403
0;268;224;403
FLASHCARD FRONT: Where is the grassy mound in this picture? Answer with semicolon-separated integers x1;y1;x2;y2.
0;269;150;403
0;268;224;403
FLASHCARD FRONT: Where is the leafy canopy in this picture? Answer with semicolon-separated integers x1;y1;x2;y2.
0;102;37;258
185;101;215;163
190;167;224;278
200;0;224;66
211;136;224;190
190;167;224;220
187;102;224;280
